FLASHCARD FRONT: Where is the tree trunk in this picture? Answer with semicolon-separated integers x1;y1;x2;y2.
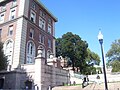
72;60;75;72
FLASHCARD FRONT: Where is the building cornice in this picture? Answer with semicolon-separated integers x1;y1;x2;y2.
35;0;58;22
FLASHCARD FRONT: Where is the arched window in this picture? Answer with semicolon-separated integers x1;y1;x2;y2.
26;41;35;64
4;39;13;65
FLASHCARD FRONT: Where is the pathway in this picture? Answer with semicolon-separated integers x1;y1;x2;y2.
52;82;120;90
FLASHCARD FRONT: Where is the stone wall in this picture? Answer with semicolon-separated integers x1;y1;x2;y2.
0;57;69;89
44;65;69;87
0;70;26;89
22;62;69;89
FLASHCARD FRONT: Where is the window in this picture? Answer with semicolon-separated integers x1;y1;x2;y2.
48;24;52;34
39;17;45;30
30;10;36;23
48;39;52;48
27;42;33;55
10;8;16;20
40;10;46;19
31;2;35;10
4;40;13;65
12;0;17;7
0;13;4;23
48;18;52;24
8;26;13;36
39;34;45;44
26;41;35;64
29;29;34;39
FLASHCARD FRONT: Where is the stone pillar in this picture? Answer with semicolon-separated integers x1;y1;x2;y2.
34;48;45;90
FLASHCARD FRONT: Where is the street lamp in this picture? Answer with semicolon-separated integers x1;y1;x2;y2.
98;31;108;90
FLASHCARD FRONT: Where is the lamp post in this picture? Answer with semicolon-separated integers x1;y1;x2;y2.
98;31;108;90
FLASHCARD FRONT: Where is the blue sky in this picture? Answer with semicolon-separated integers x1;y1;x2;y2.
40;0;120;61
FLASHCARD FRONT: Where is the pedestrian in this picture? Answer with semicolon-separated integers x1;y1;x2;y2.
86;75;89;85
96;75;100;84
82;76;87;88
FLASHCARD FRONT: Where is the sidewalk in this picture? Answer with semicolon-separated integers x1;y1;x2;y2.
52;82;120;90
52;86;82;90
83;82;120;90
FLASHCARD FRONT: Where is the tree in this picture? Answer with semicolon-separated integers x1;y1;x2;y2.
106;39;120;72
56;32;88;73
111;60;120;72
86;49;100;66
85;49;100;74
106;39;120;62
56;32;101;74
0;42;7;71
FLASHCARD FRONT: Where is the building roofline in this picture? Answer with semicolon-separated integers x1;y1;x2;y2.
35;0;58;22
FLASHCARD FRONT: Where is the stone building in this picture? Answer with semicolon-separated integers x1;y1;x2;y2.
0;0;69;89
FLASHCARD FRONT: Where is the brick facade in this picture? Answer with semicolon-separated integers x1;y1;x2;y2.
0;0;57;69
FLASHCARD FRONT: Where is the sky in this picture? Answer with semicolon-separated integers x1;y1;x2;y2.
40;0;120;62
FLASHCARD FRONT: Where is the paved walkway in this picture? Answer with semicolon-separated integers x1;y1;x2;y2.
52;82;120;90
84;82;120;90
52;86;82;90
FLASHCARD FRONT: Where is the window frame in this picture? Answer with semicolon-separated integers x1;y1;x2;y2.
48;18;52;24
30;10;36;23
31;2;35;10
0;13;5;23
40;10;46;19
48;39;52;48
39;17;46;30
4;39;14;65
26;41;35;64
39;34;45;44
9;8;16;20
8;25;13;36
48;24;52;34
29;28;34;39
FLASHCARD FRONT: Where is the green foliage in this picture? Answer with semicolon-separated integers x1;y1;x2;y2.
86;49;100;65
96;67;102;74
84;49;100;74
106;39;120;62
82;65;96;75
56;32;100;74
111;60;120;72
0;42;7;71
56;32;88;72
106;39;120;72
